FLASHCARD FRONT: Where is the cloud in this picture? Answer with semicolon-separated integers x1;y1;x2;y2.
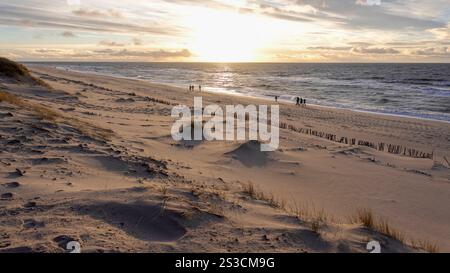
307;46;352;51
411;47;449;57
61;31;76;37
356;0;382;6
72;8;103;17
351;47;400;54
34;48;62;54
428;24;450;40
98;40;125;47
133;37;143;46
1;0;449;62
12;47;192;61
0;3;179;36
66;0;81;6
101;48;192;58
348;42;374;47
278;0;445;30
72;8;123;18
163;0;233;11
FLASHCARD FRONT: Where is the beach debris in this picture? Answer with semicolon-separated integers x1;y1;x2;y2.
407;169;432;177
14;168;26;177
443;156;450;168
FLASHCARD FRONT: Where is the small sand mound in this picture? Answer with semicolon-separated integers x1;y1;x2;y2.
226;140;270;167
0;57;50;88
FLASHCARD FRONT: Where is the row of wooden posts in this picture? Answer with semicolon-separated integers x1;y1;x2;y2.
279;122;434;159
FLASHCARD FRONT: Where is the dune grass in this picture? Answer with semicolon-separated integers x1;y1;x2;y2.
351;208;406;243
0;57;51;88
0;57;30;79
243;182;439;251
351;208;439;252
411;239;439;253
243;182;324;234
243;182;286;210
0;89;113;141
0;89;22;104
0;90;58;120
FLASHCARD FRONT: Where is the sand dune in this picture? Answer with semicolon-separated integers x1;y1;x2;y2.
0;61;449;252
226;141;272;167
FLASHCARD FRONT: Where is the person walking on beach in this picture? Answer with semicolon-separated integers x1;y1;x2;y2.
303;98;306;107
275;96;278;102
296;97;300;105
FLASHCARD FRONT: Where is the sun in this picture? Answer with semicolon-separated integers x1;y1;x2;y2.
186;9;268;62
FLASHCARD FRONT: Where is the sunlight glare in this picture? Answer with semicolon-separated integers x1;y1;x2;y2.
186;9;269;62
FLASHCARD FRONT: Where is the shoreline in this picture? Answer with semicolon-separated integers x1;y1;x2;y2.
30;64;450;125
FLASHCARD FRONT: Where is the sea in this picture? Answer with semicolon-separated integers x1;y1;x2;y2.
28;62;450;122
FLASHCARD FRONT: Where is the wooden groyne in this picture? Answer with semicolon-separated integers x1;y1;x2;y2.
279;122;434;159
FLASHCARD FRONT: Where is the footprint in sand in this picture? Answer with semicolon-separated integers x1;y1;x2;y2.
2;182;20;188
0;241;11;249
0;193;14;200
23;219;45;229
23;201;37;208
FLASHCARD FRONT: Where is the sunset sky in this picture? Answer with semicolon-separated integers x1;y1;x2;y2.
0;0;449;62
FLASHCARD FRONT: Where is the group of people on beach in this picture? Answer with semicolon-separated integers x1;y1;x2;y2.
189;85;201;92
274;95;307;106
296;97;306;106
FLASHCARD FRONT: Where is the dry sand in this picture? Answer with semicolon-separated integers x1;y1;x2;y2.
0;65;449;253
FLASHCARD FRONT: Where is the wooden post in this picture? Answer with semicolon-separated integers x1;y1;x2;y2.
444;156;450;168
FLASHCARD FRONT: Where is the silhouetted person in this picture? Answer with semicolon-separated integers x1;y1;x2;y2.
199;85;202;92
275;96;278;102
303;98;306;106
296;97;300;105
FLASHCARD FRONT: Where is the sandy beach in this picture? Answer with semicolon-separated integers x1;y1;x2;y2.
0;64;449;253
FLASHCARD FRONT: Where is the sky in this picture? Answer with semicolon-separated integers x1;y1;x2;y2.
0;0;449;62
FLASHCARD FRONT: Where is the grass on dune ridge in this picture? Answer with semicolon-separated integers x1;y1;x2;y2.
0;58;113;141
0;89;113;141
0;89;59;120
0;57;51;88
243;181;439;252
